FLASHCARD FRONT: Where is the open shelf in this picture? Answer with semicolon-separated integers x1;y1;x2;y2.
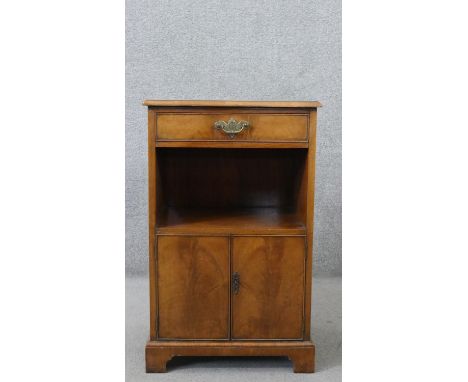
155;148;308;235
156;207;306;235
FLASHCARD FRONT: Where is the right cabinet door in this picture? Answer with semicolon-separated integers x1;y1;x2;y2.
231;236;306;340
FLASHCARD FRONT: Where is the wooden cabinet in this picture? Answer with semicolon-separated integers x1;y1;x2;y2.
144;100;321;373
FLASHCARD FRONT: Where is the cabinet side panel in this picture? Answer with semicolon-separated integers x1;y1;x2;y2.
148;109;157;339
304;110;317;339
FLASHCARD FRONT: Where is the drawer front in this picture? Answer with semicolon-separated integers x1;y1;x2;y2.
156;113;308;142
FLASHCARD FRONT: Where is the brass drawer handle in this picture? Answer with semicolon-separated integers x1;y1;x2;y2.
214;118;249;138
232;272;240;294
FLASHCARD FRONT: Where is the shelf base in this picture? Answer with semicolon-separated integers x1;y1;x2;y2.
156;207;306;235
145;340;315;373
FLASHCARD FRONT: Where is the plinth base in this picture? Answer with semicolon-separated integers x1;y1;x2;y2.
145;340;315;373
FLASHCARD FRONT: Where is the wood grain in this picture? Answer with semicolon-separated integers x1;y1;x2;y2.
231;236;305;340
143;99;322;108
157;236;230;339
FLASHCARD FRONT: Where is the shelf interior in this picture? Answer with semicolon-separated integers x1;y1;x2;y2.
155;148;308;234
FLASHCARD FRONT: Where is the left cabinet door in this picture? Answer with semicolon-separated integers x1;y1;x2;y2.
156;235;230;340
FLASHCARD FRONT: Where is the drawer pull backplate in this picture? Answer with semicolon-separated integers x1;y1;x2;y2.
214;118;249;138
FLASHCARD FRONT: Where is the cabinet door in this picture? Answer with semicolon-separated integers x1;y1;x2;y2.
231;236;305;340
157;235;229;339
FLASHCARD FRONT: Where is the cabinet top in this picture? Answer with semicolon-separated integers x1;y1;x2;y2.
143;100;322;108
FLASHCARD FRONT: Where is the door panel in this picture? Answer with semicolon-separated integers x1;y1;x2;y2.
157;235;229;339
232;236;305;340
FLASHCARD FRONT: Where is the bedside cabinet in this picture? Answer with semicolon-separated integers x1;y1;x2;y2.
143;100;321;373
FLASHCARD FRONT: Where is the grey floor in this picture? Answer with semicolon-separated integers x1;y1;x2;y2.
126;276;341;381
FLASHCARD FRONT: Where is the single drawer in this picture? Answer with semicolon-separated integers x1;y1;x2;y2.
155;113;309;142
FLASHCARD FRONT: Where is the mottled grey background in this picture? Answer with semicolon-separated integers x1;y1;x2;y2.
126;0;341;276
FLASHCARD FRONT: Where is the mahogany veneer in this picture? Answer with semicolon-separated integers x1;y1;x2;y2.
144;100;320;373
